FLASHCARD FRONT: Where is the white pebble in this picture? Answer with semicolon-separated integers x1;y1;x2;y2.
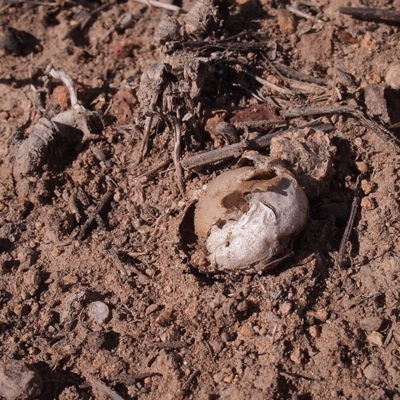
88;301;110;324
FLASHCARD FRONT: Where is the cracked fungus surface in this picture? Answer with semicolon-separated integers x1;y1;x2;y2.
195;165;308;271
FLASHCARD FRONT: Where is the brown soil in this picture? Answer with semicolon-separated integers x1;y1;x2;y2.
1;0;400;399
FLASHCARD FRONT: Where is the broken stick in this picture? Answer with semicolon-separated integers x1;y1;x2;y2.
78;191;113;240
280;105;400;145
181;121;333;170
336;175;362;267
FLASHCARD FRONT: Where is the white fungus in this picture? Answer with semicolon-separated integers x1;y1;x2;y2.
195;158;308;272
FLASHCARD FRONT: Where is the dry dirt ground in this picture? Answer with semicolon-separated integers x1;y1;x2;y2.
1;0;400;399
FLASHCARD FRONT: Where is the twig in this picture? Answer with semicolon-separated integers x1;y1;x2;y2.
47;66;86;113
121;372;162;385
232;119;287;131
132;0;180;12
339;7;400;23
131;158;172;182
62;3;110;40
100;12;134;42
107;248;129;281
336;175;362;267
181;141;247;170
280;105;400;145
279;370;320;382
286;4;323;23
151;341;187;349
87;376;125;400
180;121;334;170
78;191;113;240
140;91;161;161
113;250;150;280
169;115;185;196
140;115;154;160
47;67;101;142
0;0;54;15
244;70;294;95
267;60;327;90
180;370;200;399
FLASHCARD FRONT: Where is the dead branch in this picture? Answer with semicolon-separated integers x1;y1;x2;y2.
78;191;113;240
151;341;187;349
87;376;125;400
286;4;323;23
280;105;400;145
47;66;86;113
169;115;185;196
132;0;180;12
181;121;334;170
339;7;400;23
180;370;200;399
107;248;129;281
121;372;163;385
131;158;172;182
244;70;294;95
232;120;287;131
336;175;362;267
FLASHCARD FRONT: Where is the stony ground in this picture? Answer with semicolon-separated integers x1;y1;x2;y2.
1;0;400;399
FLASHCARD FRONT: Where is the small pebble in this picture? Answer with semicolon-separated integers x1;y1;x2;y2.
88;301;110;324
154;310;174;327
367;331;384;347
360;316;383;332
0;360;43;400
279;301;293;316
236;300;248;313
309;325;321;338
220;331;232;342
363;364;382;384
361;180;376;195
92;147;107;162
361;197;376;211
385;62;400;90
223;373;234;383
276;9;297;35
113;40;134;59
290;347;304;364
145;304;159;315
308;309;328;323
53;85;70;109
239;324;254;337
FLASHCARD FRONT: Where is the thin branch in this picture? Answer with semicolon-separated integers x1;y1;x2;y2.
339;7;400;23
280;105;400;145
286;4;323;23
180;121;334;170
169;115;185;195
132;0;180;12
87;376;125;400
131;158;172;182
78;191;113;240
47;66;86;113
245;70;295;95
336;175;362;267
180;370;200;399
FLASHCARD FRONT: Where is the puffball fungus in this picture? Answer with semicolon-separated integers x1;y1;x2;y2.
194;161;308;272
